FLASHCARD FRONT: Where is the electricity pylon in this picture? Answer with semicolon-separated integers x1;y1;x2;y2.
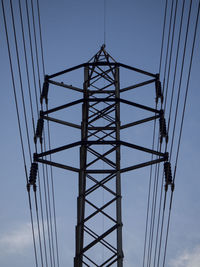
33;45;169;266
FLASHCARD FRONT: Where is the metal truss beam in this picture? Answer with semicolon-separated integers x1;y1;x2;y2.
34;45;168;267
48;62;157;79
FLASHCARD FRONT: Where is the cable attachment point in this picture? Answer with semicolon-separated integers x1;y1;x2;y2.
40;75;49;105
164;161;173;191
34;118;44;144
29;162;38;189
159;110;168;143
155;74;163;104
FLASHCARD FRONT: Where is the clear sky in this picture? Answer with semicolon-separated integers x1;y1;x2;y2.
1;0;200;267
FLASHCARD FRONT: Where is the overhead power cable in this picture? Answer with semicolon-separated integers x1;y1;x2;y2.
146;1;175;263
16;0;56;265
146;141;161;267
142;108;157;267
154;1;186;265
146;1;176;265
34;190;45;267
40;143;54;267
18;0;35;132
169;0;192;159
20;1;53;265
162;0;174;100
24;1;51;265
30;0;60;264
46;114;60;267
10;0;46;265
153;0;197;265
153;0;179;265
1;0;38;266
159;0;168;74
30;0;42;94
25;0;39;115
146;1;197;266
155;1;193;266
42;137;56;267
9;0;32;163
37;0;60;259
27;0;59;265
163;1;200;265
18;1;48;266
142;1;169;265
166;0;186;136
33;1;59;263
163;0;179;112
36;0;45;76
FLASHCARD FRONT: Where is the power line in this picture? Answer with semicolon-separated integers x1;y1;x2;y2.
166;0;186;136
10;0;32;163
142;2;170;265
142;109;157;267
37;168;50;267
40;144;54;267
146;1;177;264
18;0;35;133
163;0;179;112
10;0;47;265
1;0;38;265
46;108;60;267
146;143;161;267
34;190;45;267
150;1;186;265
26;0;51;267
159;0;168;74
13;0;56;265
152;1;179;265
155;1;192;266
146;2;176;261
42;136;56;267
25;0;58;265
18;1;51;266
169;0;192;159
36;2;61;260
36;0;45;76
162;0;174;101
25;0;40;115
152;0;198;265
30;0;59;264
154;2;186;264
30;0;42;94
31;2;59;263
163;1;200;265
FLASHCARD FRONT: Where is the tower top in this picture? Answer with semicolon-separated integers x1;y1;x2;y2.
88;44;116;63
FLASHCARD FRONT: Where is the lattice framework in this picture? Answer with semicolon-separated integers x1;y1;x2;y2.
34;45;168;267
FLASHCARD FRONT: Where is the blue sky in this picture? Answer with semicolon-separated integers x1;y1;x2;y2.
1;0;200;266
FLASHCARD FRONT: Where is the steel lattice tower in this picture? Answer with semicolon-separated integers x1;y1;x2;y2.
34;45;169;266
